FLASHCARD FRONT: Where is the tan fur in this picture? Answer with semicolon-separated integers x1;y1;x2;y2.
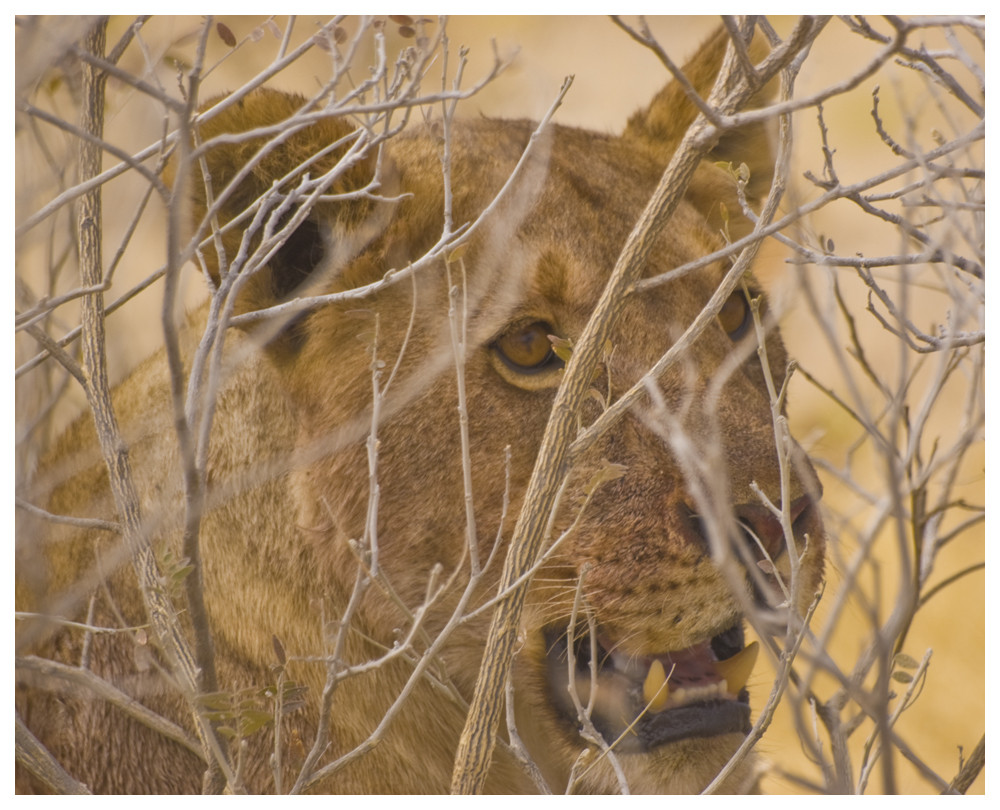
17;29;824;794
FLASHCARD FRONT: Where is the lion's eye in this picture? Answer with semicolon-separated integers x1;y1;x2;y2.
493;321;563;374
718;290;752;340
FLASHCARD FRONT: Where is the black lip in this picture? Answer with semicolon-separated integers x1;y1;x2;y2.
610;699;751;751
543;623;752;752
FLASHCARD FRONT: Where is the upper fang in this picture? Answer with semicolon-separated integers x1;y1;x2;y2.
714;641;759;695
642;659;670;711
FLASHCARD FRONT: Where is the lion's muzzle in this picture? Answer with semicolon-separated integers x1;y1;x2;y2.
543;621;757;752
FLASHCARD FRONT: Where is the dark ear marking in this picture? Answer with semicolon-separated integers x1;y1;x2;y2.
176;88;379;332
269;217;326;301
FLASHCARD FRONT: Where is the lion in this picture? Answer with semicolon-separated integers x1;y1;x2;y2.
16;25;825;794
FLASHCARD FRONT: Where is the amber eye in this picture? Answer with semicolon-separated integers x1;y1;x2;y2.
718;290;752;340
493;321;563;374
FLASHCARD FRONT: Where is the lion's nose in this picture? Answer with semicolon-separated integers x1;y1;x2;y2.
734;495;814;562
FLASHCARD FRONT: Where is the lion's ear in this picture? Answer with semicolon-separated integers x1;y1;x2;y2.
177;89;381;324
623;26;776;237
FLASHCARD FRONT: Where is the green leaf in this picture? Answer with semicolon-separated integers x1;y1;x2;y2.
714;160;735;177
283;683;308;702
548;334;574;364
239;710;275;736
446;243;467;263
197;692;233;712
170;564;194;585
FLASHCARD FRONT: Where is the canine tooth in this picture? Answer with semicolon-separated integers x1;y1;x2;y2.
642;659;670;711
715;641;759;695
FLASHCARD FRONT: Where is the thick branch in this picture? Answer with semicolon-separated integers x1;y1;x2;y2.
73;18;236;790
451;34;763;793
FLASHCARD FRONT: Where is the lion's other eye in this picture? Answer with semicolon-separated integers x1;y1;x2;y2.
494;321;562;374
718;290;752;340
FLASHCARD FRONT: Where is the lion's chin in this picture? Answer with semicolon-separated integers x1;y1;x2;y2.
542;621;756;753
565;733;762;795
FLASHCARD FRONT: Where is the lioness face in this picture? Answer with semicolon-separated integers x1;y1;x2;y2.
234;33;825;791
277;121;825;791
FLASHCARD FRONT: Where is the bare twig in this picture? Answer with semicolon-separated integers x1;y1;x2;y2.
16;711;91;794
16;656;203;758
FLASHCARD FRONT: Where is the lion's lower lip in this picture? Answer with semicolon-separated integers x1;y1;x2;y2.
629;700;751;749
543;623;754;752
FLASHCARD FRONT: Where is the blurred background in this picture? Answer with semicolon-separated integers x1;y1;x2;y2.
15;15;985;794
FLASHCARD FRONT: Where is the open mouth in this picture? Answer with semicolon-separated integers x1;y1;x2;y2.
543;623;758;753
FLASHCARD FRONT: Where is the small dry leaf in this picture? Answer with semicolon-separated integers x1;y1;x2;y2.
893;652;919;670
587;388;607;409
135;628;148;646
757;559;776;575
272;634;287;666
891;670;914;684
313;33;331;52
585;460;627;496
389;15;414;25
249;27;264;43
216;22;237;48
265;20;281;39
287;728;306;763
398;25;416;39
333;26;348;44
446;243;468;263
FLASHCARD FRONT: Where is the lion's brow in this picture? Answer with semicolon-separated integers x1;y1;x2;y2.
531;250;572;304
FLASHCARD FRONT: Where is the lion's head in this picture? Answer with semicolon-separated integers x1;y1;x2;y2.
18;25;825;794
